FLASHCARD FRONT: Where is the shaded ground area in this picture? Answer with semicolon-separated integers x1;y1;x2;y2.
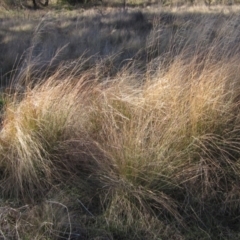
0;8;153;85
2;5;240;86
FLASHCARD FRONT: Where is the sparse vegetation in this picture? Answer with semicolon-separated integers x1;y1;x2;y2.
1;2;240;239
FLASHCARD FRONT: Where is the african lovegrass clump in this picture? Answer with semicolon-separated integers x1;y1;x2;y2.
1;4;240;240
1;50;240;238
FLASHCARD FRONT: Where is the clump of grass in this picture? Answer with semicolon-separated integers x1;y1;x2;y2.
2;4;240;239
1;50;240;238
0;65;98;200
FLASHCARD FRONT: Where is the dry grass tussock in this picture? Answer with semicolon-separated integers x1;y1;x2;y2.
1;51;240;238
1;4;240;240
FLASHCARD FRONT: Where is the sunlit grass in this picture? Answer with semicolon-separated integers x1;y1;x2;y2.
1;3;240;239
1;50;240;238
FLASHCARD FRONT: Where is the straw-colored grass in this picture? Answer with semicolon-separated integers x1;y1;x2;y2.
1;51;240;238
1;3;240;240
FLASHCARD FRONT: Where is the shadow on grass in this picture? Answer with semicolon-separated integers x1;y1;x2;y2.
1;6;240;85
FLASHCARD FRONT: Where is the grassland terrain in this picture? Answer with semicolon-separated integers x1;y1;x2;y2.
1;1;240;239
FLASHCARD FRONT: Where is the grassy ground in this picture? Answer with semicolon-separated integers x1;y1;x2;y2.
1;3;240;239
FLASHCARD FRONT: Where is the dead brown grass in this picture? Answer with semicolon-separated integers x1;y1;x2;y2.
1;4;240;240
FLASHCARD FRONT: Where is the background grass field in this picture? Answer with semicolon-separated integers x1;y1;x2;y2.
1;2;240;239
